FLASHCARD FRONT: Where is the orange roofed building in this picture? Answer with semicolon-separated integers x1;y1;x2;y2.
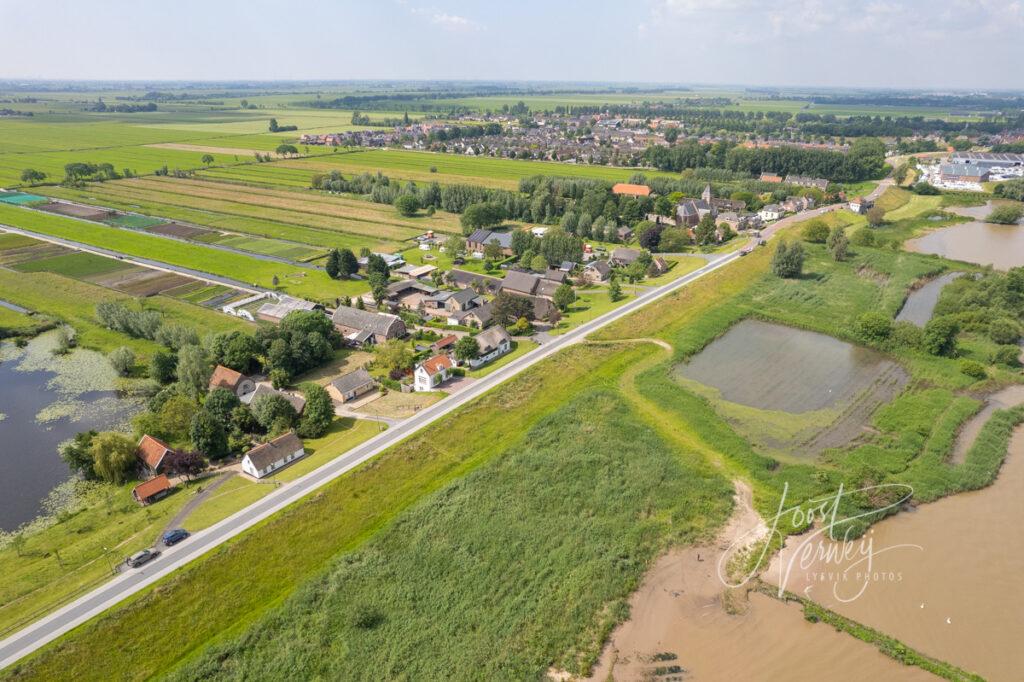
208;365;256;398
611;183;651;197
132;474;173;505
136;435;175;475
413;354;453;392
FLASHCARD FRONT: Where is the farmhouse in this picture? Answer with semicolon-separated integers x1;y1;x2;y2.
331;306;407;345
414;354;454;391
445;287;484;313
256;296;322;324
499;270;559;300
616;226;635;241
241;432;305;479
132;475;172;506
208;365;256;398
457;302;494;328
136;435;175;476
848;197;874;214
326;368;376;403
582;259;612;283
649;256;669;276
758;204;784;221
468;326;512;368
611;183;651;197
782;195;815;213
240;384;307;415
610;247;641;266
466;229;514;257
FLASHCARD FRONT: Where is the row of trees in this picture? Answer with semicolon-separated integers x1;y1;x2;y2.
645;138;887;183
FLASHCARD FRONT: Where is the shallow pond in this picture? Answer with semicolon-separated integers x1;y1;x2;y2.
0;332;139;532
895;272;962;327
676;319;905;414
905;201;1024;270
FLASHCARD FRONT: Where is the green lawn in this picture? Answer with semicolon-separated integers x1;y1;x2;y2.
547;288;628;336
465;339;538;378
0;481;197;639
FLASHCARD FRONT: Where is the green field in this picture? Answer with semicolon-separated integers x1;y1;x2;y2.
271;148;682;190
11;252;133;278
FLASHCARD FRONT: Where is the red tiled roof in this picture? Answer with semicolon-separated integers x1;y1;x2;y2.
421;354;453;375
136;435;172;470
611;183;651;197
132;474;171;501
434;334;458;349
209;364;244;391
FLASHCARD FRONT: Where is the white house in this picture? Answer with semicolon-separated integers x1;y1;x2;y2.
241;432;305;479
414;354;453;391
758;204;783;222
468;326;512;369
848;197;874;215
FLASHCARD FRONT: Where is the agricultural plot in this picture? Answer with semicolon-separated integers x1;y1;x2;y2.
0;203;364;301
272;148;682;190
0;233;248;307
125;176;462;236
41;177;440;252
11;251;135;279
41;183;377;253
36;202;114;221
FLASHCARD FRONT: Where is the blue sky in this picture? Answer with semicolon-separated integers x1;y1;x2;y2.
2;0;1023;88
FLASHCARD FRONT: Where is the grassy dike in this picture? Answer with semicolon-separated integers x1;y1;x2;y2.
6;344;681;680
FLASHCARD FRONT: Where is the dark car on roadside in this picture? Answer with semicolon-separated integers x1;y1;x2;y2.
162;528;190;546
126;549;159;568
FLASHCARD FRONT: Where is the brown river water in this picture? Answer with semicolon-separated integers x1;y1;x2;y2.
906;202;1024;270
766;426;1024;681
586;484;934;681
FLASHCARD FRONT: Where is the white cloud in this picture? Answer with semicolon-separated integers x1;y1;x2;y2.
409;5;483;32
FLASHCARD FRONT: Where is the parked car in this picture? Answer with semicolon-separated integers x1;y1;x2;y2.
126;549;159;568
162;528;190;546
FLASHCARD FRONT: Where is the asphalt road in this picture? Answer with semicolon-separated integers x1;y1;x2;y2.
0;240;749;669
